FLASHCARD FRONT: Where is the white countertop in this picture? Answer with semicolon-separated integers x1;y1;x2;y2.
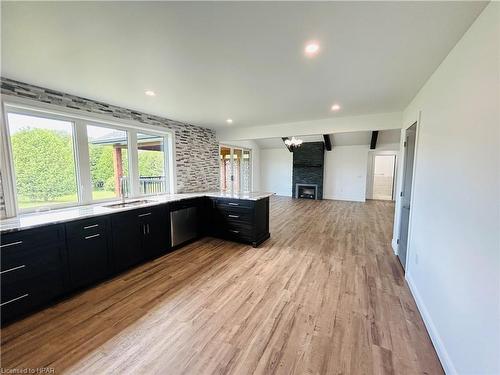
0;191;274;233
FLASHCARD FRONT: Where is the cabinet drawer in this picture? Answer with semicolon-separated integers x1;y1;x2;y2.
1;225;64;256
224;227;254;242
65;217;107;238
226;220;254;237
221;210;254;225
215;198;254;209
1;269;65;322
1;241;65;275
0;292;31;321
215;202;253;216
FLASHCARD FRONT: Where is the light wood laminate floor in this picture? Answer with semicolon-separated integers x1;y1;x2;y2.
1;196;442;374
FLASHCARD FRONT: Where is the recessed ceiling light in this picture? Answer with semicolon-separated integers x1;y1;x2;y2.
226;118;233;124
331;104;341;111
144;90;156;96
305;42;320;57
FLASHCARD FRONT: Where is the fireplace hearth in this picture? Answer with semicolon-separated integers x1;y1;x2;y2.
296;184;318;199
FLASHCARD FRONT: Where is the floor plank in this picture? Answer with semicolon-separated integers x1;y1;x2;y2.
0;196;443;374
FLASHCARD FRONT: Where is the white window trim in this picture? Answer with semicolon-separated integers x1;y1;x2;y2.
1;95;176;217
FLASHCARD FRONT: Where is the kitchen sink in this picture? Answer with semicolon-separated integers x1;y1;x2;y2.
104;199;155;209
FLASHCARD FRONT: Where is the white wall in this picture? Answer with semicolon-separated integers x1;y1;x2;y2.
323;146;369;202
259;148;292;196
260;142;400;201
394;4;500;373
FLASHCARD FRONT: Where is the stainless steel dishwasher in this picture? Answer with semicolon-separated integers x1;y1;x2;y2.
170;205;198;247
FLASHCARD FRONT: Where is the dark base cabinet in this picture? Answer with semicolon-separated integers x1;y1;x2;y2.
208;197;270;247
66;217;110;290
139;205;170;259
110;210;144;273
1;196;269;324
1;225;68;323
110;205;169;273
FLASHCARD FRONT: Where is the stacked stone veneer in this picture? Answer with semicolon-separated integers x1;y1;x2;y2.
0;77;219;216
292;142;325;199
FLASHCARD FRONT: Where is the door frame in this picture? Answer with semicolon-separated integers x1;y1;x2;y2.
219;144;252;193
366;150;399;201
392;113;421;272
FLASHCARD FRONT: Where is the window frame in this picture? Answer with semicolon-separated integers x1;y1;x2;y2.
136;130;170;197
219;144;253;193
1;96;175;217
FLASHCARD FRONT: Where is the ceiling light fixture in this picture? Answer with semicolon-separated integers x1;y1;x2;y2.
305;42;320;57
144;90;156;97
226;118;233;124
331;104;341;111
284;136;303;151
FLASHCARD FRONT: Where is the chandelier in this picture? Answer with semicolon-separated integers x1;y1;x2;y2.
284;136;303;150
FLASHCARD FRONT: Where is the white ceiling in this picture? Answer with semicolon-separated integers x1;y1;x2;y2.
255;129;401;149
1;2;486;129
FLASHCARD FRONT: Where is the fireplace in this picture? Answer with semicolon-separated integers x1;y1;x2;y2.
296;184;318;199
292;142;324;199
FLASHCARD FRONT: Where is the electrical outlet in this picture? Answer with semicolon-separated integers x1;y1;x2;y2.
415;253;419;265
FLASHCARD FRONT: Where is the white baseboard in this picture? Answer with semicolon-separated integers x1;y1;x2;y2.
322;195;365;203
391;238;398;255
406;273;457;375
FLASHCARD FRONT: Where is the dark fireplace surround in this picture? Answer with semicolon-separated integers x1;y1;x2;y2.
292;142;325;199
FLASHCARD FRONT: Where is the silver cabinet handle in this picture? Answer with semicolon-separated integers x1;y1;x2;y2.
138;212;152;217
84;234;100;240
0;264;26;275
228;203;239;206
0;293;29;307
229;230;240;234
143;224;146;235
0;240;23;248
228;214;240;218
83;224;99;229
147;224;150;234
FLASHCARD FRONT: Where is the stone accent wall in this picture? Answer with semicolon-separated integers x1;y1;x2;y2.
292;142;325;199
0;77;219;216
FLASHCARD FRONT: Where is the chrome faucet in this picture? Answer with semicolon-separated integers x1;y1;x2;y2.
120;184;127;203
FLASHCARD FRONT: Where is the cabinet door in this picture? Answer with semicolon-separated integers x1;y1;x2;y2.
66;232;109;289
110;213;143;273
139;206;169;259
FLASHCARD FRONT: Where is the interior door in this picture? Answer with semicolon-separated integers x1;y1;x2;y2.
398;123;417;269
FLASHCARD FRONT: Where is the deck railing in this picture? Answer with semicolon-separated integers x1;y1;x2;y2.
120;176;166;195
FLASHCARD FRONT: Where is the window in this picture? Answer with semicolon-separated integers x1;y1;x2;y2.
2;102;173;215
219;145;252;193
6;113;79;210
87;125;130;201
137;132;167;194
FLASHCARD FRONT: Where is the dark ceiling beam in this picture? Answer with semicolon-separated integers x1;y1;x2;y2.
282;137;293;152
370;131;379;150
323;134;332;151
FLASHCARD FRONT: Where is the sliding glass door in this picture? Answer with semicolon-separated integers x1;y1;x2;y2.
219;145;251;193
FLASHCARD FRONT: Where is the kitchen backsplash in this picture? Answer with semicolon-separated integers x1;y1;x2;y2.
0;77;219;217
